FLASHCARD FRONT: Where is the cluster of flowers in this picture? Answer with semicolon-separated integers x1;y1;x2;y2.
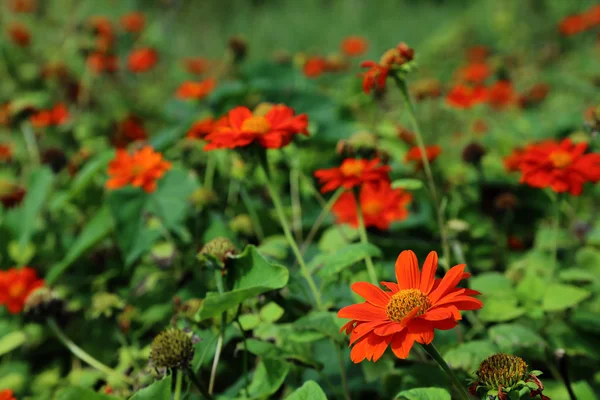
303;36;369;77
0;267;44;314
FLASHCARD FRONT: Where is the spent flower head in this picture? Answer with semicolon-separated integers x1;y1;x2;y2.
150;328;195;370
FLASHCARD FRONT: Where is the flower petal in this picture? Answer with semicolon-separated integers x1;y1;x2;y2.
373;322;406;336
338;302;388;321
428;264;466;304
350;320;390;344
391;330;415;359
367;333;393;362
419;251;438;294
395;250;421;290
351;282;392;308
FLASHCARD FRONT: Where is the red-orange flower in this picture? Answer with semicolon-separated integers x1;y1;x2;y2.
314;158;391;193
186;117;228;140
341;36;368;57
338;250;482;362
0;144;12;162
405;145;441;169
204;105;308;150
361;42;414;94
89;16;114;52
457;63;490;85
0;389;16;400
503;148;526;172
487;80;516;109
303;57;327;78
87;52;119;74
559;14;588;36
30;103;69;128
519;138;600;195
183;57;210;75
106;146;172;193
332;182;412;230
0;267;44;314
7;23;31;47
586;5;600;26
120;12;145;33
446;84;487;109
127;48;158;73
114;115;147;147
9;0;36;13
466;45;489;63
175;78;216;100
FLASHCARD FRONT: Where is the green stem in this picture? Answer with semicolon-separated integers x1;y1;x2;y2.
394;76;450;270
335;345;352;400
260;164;324;310
22;124;40;169
174;369;183;400
209;313;226;394
290;168;303;242
300;187;344;256
47;318;133;385
186;368;213;400
234;316;251;397
551;194;560;270
420;343;471;400
353;189;378;285
239;185;265;241
204;155;216;191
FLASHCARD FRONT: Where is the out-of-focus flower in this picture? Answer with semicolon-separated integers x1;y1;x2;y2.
325;54;348;72
586;5;600;26
338;250;482;362
87;52;119;74
42;147;68;173
120;12;145;33
466;45;489;63
462;142;487;166
30;103;69;128
186;117;227;140
182;57;210;75
89;16;114;52
204;105;308;150
332;182;412;230
7;22;31;47
0;267;45;314
314;158;390;193
341;36;368;57
397;126;416;145
303;57;327;78
446;84;487;108
0;145;13;162
487;80;516;109
106;146;172;193
559;14;588;36
9;0;36;13
519;83;551;108
519;138;600;195
360;42;415;94
127;48;158;73
503;148;526;172
405;145;441;169
114;115;147;147
0;389;16;400
457;63;490;85
175;78;216;100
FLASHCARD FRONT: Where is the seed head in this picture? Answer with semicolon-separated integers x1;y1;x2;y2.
150;328;195;370
476;353;528;390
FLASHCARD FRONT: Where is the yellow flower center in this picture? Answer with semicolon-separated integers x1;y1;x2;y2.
385;289;431;322
9;282;26;298
340;160;365;177
241;116;271;134
548;150;572;169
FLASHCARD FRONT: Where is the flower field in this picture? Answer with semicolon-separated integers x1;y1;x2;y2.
1;0;600;399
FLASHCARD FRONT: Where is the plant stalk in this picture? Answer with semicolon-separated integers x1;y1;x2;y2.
420;343;471;400
353;188;378;285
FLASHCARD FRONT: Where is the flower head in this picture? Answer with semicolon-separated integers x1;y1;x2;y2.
106;146;172;193
182;57;210;75
559;14;588;36
0;267;45;314
87;52;119;74
457;63;490;85
303;57;328;78
338;250;482;362
114;115;147;147
360;42;414;94
175;78;216;100
7;22;31;47
341;36;368;57
203;105;308;150
405;145;441;169
30;103;69;128
488;80;516;109
127;48;158;73
446;84;487;108
120;12;145;33
518;138;600;195
0;144;12;162
150;328;195;369
314;158;391;193
0;389;16;400
332;182;412;230
9;0;36;13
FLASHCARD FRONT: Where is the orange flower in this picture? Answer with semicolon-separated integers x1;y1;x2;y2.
341;36;368;57
186;117;228;140
487;80;515;109
338;250;482;362
457;63;490;85
519;83;551;108
106;146;172;193
9;0;36;13
182;57;210;75
127;48;158;73
303;57;327;78
0;389;16;400
397;126;416;145
586;5;600;26
314;158;391;193
89;16;114;52
0;267;44;314
332;182;412;230
7;23;31;47
175;78;216;100
446;84;487;108
519;138;600;195
466;45;489;63
0;144;12;162
360;42;414;94
405;145;441;169
113;115;147;147
204;105;308;150
30;103;69;128
559;14;588;36
120;12;145;33
87;52;119;74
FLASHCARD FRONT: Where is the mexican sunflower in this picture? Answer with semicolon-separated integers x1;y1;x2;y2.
106;146;172;193
0;267;44;314
457;62;490;85
446;84;487;109
30;103;69;128
7;23;31;47
0;389;16;400
0;144;12;162
114;115;147;147
183;57;210;75
360;42;414;94
120;12;145;33
186;116;228;140
314;158;391;193
487;80;516;109
128;48;158;73
203;105;308;150
175;78;216;100
519;138;600;195
558;14;588;36
87;52;119;74
332;182;412;230
341;36;368;57
405;145;441;169
303;57;327;78
338;250;482;362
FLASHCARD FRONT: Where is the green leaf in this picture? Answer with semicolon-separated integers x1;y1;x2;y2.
46;206;114;285
395;388;451;400
245;339;322;370
260;302;285;323
488;324;546;354
129;374;172;399
478;297;525;322
391;179;424;190
55;386;114;400
247;358;290;399
469;272;513;297
286;381;328;400
293;311;345;343
318;225;358;253
195;246;289;320
149;169;198;232
0;331;26;357
444;340;497;371
311;242;382;277
542;283;591;312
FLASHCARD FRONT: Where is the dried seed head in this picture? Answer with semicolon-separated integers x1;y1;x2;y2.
149;328;195;370
199;237;238;264
476;353;528;390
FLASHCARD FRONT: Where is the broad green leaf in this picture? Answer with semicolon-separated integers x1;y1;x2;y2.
391;179;424;190
0;331;26;357
311;242;382;277
488;324;546;354
542;283;591;312
478;297;525;322
286;381;328;400
245;339;322;370
46;206;114;284
195;246;289;320
444;340;497;371
55;386;114;400
469;272;513;297
260;302;285;323
247;358;290;399
148;169;198;232
318;225;358;253
129;374;172;400
395;388;451;400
